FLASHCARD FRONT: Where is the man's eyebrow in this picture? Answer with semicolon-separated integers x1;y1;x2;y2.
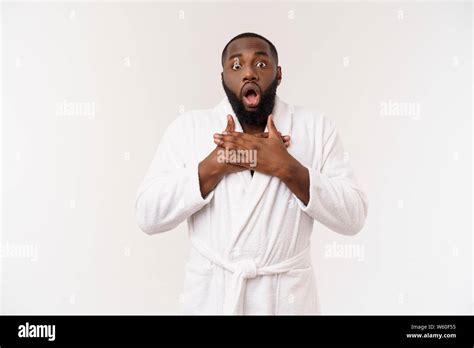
227;51;270;61
227;53;242;61
253;51;270;58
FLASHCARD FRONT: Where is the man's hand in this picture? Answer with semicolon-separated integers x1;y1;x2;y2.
198;113;299;200
198;114;245;198
213;114;310;205
206;114;291;177
213;115;296;178
254;131;291;148
218;115;250;175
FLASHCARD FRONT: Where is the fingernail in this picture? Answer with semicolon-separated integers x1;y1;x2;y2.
222;131;228;135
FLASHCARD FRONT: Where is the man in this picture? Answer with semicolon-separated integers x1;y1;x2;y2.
135;32;368;315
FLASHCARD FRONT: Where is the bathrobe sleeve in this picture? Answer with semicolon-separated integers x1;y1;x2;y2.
135;116;215;235
294;118;368;235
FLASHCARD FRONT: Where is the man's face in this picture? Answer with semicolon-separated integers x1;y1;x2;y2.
221;37;282;128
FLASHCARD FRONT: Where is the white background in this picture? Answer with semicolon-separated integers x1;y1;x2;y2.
1;1;472;314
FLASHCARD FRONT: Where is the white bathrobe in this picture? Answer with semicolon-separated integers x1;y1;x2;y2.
135;95;368;315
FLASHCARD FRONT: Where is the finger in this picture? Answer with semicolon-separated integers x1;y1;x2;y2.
214;139;248;151
216;141;239;151
229;115;235;132
224;114;235;133
220;133;254;147
214;139;250;151
224;114;231;132
214;144;254;169
255;132;286;139
267;114;280;139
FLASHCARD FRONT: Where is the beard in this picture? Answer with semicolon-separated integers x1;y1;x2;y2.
222;77;278;128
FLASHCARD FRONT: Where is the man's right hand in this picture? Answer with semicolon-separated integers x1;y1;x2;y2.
211;115;291;175
198;114;291;198
198;115;245;198
216;115;249;175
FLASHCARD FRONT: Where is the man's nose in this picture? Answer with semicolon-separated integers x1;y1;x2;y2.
242;66;258;82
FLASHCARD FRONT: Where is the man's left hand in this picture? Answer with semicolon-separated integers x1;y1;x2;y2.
213;114;298;179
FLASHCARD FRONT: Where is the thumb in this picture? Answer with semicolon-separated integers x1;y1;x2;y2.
224;114;235;133
267;114;279;139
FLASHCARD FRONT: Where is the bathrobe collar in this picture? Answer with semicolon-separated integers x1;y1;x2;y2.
215;94;292;137
214;94;294;255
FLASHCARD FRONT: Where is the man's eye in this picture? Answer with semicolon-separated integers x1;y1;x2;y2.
232;63;241;70
256;61;267;68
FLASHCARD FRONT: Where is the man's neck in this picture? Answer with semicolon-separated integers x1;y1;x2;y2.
241;123;266;135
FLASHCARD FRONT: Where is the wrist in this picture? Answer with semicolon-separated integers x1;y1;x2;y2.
200;155;224;181
277;158;300;182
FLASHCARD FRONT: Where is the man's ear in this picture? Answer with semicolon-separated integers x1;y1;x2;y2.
276;66;282;86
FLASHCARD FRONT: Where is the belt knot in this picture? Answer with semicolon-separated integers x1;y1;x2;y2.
235;259;257;279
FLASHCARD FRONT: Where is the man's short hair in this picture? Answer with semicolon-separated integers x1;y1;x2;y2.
221;32;279;67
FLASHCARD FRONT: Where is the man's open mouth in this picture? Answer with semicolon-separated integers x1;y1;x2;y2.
241;83;261;108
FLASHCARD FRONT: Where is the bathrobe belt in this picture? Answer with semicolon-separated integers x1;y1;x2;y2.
190;237;311;315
